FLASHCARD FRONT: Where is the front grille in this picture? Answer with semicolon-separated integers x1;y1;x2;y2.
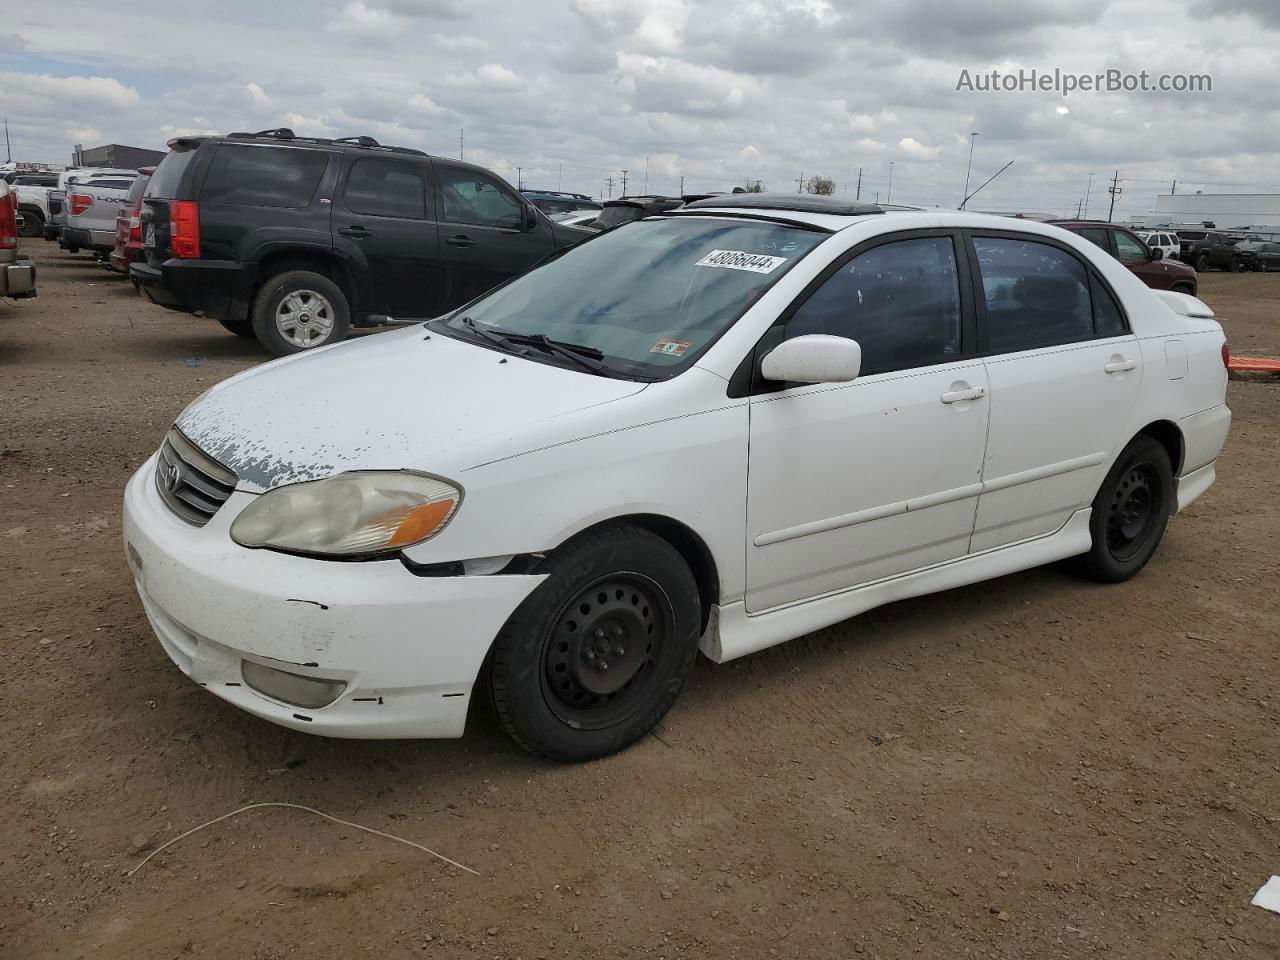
154;428;238;526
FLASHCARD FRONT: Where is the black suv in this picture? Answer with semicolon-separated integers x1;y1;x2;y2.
131;129;594;355
1175;230;1242;272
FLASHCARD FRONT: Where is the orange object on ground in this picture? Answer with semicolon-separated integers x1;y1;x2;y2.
1228;356;1280;375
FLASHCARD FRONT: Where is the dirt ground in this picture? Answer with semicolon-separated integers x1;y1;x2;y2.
2;242;1277;960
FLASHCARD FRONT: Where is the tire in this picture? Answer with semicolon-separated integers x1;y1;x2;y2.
1194;253;1209;272
218;317;256;338
250;269;350;357
487;523;701;762
16;208;43;239
1230;257;1246;273
1075;435;1174;583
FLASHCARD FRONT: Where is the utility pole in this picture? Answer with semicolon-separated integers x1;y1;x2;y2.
887;161;895;203
558;163;562;192
516;166;524;190
605;175;615;198
1107;170;1121;223
458;127;463;161
874;191;880;203
3;118;10;163
855;167;862;200
960;131;977;208
795;171;805;193
620;169;629;195
679;175;685;195
1083;172;1094;219
643;155;649;194
1171;179;1177;195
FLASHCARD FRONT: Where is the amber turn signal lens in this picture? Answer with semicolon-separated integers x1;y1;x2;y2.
389;499;456;546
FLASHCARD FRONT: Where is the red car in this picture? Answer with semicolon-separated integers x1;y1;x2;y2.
109;168;153;274
1050;220;1198;296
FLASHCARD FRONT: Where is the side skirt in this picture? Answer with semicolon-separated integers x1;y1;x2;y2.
700;508;1093;663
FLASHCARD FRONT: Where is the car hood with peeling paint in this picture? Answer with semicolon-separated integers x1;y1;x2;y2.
176;325;649;492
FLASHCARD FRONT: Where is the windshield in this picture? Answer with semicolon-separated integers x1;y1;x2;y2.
438;216;824;379
1178;231;1206;240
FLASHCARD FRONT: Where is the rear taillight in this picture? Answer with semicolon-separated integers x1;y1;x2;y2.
128;202;142;242
0;194;16;249
69;193;93;216
1222;341;1230;369
169;201;200;258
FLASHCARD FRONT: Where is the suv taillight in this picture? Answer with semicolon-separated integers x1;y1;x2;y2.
169;201;200;258
128;201;143;242
0;194;16;249
69;193;93;216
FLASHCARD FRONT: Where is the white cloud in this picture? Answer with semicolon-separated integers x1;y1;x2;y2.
0;72;139;109
898;137;940;160
445;64;524;91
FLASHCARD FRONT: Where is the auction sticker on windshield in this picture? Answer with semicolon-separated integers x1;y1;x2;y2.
650;337;692;357
695;249;788;274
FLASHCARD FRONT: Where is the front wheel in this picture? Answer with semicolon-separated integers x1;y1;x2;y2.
250;270;350;356
487;524;701;762
1195;253;1209;271
1230;257;1246;273
1075;435;1174;583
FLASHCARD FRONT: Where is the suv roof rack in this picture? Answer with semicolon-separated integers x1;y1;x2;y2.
684;193;884;216
224;129;429;157
521;189;595;200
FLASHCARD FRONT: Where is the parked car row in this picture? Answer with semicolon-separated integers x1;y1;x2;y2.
0;179;37;299
1051;220;1199;296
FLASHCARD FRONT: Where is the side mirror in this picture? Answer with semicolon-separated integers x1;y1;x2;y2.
760;334;862;385
524;204;539;230
1148;247;1161;260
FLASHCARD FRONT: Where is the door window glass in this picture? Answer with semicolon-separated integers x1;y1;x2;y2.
1076;228;1109;250
1114;231;1146;260
343;158;428;219
439;167;523;228
1092;278;1128;338
973;236;1094;353
785;236;963;374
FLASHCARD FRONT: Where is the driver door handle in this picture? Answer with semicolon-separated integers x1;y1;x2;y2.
941;385;986;404
1104;358;1137;373
445;234;475;248
338;225;371;238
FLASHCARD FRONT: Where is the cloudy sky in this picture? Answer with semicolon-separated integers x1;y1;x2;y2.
3;0;1277;219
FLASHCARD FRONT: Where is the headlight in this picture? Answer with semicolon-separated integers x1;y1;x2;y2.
230;471;462;558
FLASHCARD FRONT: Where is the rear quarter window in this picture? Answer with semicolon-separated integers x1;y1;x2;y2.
145;148;200;199
199;144;329;209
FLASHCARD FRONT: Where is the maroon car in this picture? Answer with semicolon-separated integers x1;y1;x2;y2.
109;168;153;274
1050;220;1198;296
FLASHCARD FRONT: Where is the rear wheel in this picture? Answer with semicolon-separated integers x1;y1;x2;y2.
250;270;350;357
1195;252;1209;271
1230;256;1246;273
1075;435;1174;583
16;208;43;239
487;524;701;762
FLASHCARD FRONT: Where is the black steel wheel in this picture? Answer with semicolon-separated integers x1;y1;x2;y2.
1076;435;1174;583
487;523;701;762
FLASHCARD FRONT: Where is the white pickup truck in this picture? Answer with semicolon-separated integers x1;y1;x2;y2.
8;171;59;239
60;169;139;254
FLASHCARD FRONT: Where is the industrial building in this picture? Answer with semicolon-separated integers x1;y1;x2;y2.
1135;192;1280;232
71;143;167;170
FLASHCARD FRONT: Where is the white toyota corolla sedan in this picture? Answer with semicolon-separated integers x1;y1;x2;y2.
123;194;1231;761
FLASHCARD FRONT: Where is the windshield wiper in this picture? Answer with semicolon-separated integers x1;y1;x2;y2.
454;316;610;375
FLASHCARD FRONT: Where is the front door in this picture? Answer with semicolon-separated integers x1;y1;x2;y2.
434;163;556;310
968;233;1143;551
334;155;441;318
745;233;990;612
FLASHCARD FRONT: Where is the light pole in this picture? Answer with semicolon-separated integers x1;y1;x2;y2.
887;161;895;203
960;131;978;209
643;155;649;194
1083;172;1094;219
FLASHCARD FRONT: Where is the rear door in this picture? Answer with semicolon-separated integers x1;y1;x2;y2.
334;155;442;318
433;163;556;308
969;232;1142;551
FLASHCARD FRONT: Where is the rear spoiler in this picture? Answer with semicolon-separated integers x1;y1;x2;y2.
1153;289;1214;319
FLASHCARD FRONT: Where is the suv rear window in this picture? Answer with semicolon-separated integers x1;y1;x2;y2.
146;148;200;199
200;144;329;209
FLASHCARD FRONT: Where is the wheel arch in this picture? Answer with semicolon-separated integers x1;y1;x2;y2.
1135;419;1185;476
252;248;357;315
549;513;721;633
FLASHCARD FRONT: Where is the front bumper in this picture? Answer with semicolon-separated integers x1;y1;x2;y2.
122;455;544;738
1;258;36;298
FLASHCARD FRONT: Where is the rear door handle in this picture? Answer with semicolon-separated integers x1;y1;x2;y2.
338;226;371;239
445;234;475;248
1104;358;1137;373
941;386;986;404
